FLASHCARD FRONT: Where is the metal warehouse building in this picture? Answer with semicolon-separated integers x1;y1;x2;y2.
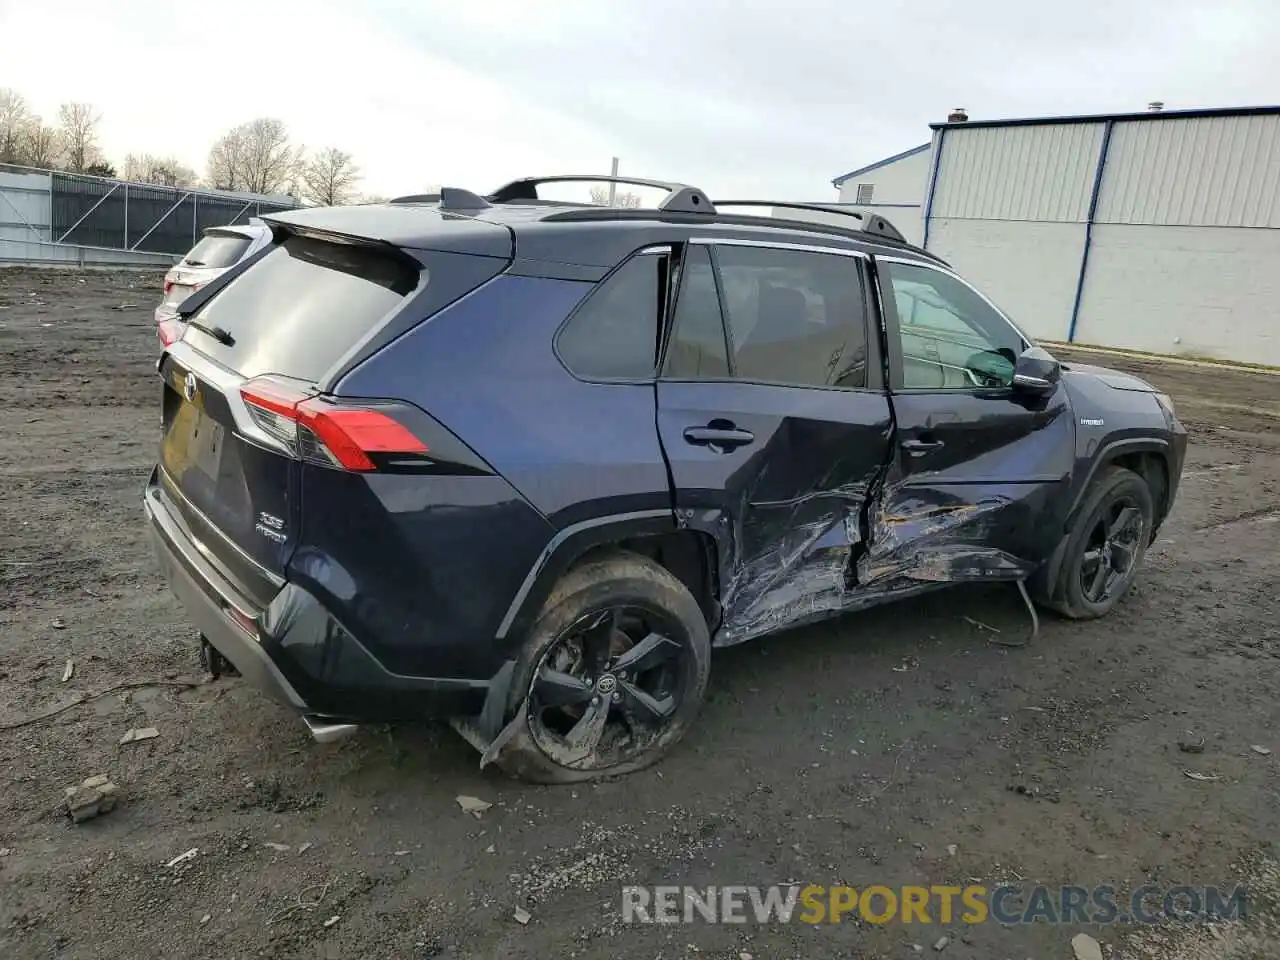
833;106;1280;366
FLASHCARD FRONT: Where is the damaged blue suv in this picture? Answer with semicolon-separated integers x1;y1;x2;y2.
146;175;1187;782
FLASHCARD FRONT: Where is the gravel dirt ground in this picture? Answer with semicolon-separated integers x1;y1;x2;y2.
2;267;1279;960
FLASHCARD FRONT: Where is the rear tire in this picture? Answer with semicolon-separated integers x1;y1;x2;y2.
494;551;711;784
1040;466;1154;620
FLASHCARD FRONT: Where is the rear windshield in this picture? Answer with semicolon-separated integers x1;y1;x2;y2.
184;234;421;382
183;233;253;269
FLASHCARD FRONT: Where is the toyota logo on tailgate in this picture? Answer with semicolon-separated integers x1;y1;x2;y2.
183;372;197;403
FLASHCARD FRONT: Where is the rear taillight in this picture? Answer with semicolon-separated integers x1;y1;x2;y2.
163;280;174;294
239;378;427;472
157;318;185;346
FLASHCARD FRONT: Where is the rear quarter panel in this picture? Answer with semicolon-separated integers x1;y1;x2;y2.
337;275;674;528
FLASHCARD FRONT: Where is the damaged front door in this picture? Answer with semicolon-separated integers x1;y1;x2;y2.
656;239;892;646
860;256;1074;587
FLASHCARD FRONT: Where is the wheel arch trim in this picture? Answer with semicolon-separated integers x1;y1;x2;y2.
1040;437;1171;598
494;509;677;642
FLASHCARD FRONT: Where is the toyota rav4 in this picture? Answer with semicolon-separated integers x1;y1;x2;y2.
145;175;1187;783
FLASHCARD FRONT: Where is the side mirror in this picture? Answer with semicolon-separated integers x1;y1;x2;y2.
1011;346;1061;395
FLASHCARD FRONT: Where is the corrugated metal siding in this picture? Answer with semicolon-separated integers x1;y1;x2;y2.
1096;114;1280;227
930;123;1106;222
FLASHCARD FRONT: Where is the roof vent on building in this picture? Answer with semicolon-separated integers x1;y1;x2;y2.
1148;101;1165;112
947;107;969;122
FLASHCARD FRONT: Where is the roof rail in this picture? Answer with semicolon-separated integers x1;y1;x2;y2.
711;201;907;243
487;175;716;215
389;193;440;204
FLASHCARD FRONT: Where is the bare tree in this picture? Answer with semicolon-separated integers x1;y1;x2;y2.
58;102;102;173
589;185;643;208
123;153;198;187
207;118;298;195
23;124;62;169
300;147;361;206
0;88;33;165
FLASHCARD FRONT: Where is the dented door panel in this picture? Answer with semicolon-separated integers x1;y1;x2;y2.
656;380;892;646
859;386;1075;587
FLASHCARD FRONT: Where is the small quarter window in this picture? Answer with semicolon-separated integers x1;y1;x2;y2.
557;251;667;379
855;183;874;204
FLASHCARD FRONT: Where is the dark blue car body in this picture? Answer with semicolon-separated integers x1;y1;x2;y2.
145;180;1188;752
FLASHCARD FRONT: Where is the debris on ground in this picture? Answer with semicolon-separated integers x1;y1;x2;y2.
946;844;958;856
64;774;119;822
1071;932;1104;960
485;844;496;854
962;615;999;633
1252;745;1272;756
51;616;66;629
61;660;74;682
266;881;331;925
456;795;492;817
111;303;138;310
119;726;159;745
932;934;949;951
263;842;290;853
298;842;313;854
1177;733;1206;753
200;914;211;925
323;915;340;928
513;906;532;925
166;848;198;868
1183;770;1221;782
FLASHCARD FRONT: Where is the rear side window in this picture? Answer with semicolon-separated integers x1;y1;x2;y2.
711;244;869;389
185;234;420;382
557;251;666;379
184;232;252;269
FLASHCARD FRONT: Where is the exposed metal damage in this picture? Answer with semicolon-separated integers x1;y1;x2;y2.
712;470;1040;647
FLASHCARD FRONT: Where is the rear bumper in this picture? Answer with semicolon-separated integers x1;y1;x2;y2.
145;469;506;724
146;479;308;711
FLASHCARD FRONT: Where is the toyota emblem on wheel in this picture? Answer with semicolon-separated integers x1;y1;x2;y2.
183;372;197;403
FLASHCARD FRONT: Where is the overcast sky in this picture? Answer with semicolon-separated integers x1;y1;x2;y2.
1;0;1277;200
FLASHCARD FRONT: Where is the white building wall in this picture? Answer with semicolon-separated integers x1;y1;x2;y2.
1074;225;1280;365
1072;112;1280;363
920;112;1280;365
834;147;929;245
835;147;931;206
929;123;1105;222
925;123;1104;340
927;219;1085;341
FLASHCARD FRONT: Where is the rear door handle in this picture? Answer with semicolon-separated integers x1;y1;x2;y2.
683;426;755;450
901;438;945;454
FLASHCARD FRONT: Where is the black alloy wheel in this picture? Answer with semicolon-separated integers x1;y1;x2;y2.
1078;495;1146;605
528;605;689;771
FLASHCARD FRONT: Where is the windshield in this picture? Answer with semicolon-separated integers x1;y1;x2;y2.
183;233;421;382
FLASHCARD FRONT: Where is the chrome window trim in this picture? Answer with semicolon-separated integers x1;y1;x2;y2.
688;237;870;260
873;254;1036;348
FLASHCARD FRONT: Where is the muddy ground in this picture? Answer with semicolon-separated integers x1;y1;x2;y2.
1;267;1279;960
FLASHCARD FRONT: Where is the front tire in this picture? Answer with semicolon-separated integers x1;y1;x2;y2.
494;551;711;784
1041;466;1154;619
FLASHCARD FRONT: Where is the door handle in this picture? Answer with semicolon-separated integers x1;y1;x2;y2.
901;437;945;454
683;426;755;450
